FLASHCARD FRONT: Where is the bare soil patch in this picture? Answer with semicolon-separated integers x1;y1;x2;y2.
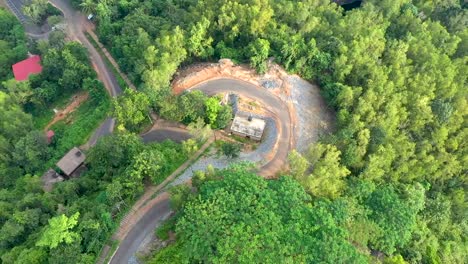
173;59;290;97
173;59;336;152
44;92;89;131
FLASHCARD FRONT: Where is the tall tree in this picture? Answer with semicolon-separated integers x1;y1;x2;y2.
175;165;366;263
36;213;80;249
22;0;48;23
113;89;150;132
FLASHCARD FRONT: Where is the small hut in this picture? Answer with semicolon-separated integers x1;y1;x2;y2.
230;113;266;141
56;147;86;177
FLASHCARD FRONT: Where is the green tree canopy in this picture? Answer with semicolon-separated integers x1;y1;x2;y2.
36;212;80;249
175;165;366;263
113;89;150;132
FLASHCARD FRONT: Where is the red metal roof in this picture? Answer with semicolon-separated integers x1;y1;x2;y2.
47;130;55;138
12;55;43;81
46;130;55;144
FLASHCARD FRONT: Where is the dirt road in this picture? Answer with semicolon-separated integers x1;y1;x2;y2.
109;193;172;264
43;92;88;131
47;0;123;147
109;78;294;264
49;0;122;97
45;3;292;263
191;78;292;176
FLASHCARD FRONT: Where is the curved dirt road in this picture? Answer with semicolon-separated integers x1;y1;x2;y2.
50;0;122;97
191;78;293;176
49;0;122;147
110;194;172;264
110;78;294;264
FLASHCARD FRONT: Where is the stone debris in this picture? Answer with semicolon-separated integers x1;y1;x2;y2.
261;79;279;89
170;115;277;187
289;76;335;153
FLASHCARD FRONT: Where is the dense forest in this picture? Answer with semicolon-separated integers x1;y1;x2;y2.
0;7;180;262
73;0;466;262
1;0;467;263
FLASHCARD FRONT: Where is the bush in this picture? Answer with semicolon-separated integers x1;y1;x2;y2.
220;142;242;158
155;217;176;241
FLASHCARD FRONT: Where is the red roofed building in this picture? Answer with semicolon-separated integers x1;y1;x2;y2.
12;55;43;81
46;130;55;144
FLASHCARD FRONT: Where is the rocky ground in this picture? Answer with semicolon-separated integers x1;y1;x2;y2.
288;76;336;153
170;115;277;186
174;59;335;152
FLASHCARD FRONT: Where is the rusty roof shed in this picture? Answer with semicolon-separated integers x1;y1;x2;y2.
56;147;86;176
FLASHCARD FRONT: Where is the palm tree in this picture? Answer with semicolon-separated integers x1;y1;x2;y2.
79;0;96;15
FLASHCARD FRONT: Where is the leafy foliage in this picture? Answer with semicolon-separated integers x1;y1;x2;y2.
23;1;62;25
154;165;366;263
2;0;467;262
113;89;150;132
289;144;350;199
159;91;232;129
88;0;467;262
0;131;187;262
219;141;242;159
36;212;80;249
0;8;27;82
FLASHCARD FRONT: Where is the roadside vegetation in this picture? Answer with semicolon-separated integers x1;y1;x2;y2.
0;130;190;262
83;31;127;89
68;0;467;263
0;8;27;81
22;0;63;25
0;8;127;262
2;33;112;170
0;0;467;263
113;89;232;133
150;164;369;262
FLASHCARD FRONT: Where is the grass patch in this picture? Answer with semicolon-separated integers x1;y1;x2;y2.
214;139;228;149
155;217;176;240
84;32;128;89
28;89;79;129
101;239;119;264
47;97;110;167
136;115;154;134
146;241;185;264
148;140;214;201
146;140;188;186
231;134;255;144
30;108;54;129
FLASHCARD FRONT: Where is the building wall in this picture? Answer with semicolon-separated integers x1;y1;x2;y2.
231;130;262;141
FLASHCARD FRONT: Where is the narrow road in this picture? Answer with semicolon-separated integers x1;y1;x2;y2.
44;3;292;263
5;0;121;144
110;78;293;264
84;117;115;149
48;0;122;146
49;0;122;97
192;78;292;176
109;138;216;264
141;128;191;143
110;194;172;264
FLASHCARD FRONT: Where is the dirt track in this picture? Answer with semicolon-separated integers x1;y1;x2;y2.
188;78;292;177
49;0;122;97
43;92;88;131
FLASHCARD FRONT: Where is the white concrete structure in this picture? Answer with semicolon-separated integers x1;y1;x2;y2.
230;113;266;141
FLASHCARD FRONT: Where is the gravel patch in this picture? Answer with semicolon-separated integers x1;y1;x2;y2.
261;79;279;89
128;255;139;264
170;115;277;186
250;116;276;156
289;76;335;153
